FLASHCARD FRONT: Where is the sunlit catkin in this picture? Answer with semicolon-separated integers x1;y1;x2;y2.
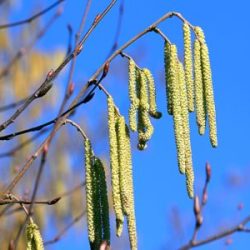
183;22;194;112
107;96;124;236
117;116;131;215
143;68;162;119
164;41;173;115
178;62;194;198
85;139;96;244
201;42;218;147
128;59;139;132
26;222;44;250
194;39;206;135
94;157;110;244
169;44;186;174
127;211;137;250
137;70;154;149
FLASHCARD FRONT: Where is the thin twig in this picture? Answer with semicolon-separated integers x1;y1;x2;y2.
0;0;64;29
0;197;61;206
0;11;61;79
44;210;86;246
179;216;250;250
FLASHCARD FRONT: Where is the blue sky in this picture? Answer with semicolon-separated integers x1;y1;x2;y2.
7;0;250;249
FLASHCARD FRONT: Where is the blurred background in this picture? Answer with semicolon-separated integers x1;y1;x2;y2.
0;0;250;249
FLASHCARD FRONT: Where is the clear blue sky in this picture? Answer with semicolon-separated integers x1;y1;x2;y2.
9;0;250;249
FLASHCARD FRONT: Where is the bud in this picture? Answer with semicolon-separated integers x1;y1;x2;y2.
205;162;211;182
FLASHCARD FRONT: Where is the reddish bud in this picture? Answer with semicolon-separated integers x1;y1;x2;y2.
46;69;54;80
76;44;83;55
93;14;101;24
100;241;110;250
102;61;110;78
194;195;201;216
43;143;49;154
196;214;203;228
68;82;74;96
205;162;211;182
202;191;208;205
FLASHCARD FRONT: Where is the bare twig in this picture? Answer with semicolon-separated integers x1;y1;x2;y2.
179;215;250;250
0;11;61;79
0;197;60;206
0;0;64;29
44;210;86;246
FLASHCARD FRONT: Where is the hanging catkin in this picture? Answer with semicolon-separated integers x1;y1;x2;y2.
143;68;162;119
26;221;44;250
124;125;137;250
107;96;124;236
128;59;139;132
169;44;186;174
85;139;98;246
137;70;154;150
94;157;110;244
117;116;131;215
164;41;173;115
195;26;218;147
194;38;206;135
178;62;194;198
183;22;194;112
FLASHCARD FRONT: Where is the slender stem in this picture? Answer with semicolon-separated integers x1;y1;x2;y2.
0;0;64;29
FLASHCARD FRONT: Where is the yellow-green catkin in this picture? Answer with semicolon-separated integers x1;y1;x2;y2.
125;125;137;250
178;62;194;198
128;59;139;132
26;221;44;250
143;68;162;119
85;139;97;244
194;38;206;135
164;41;173;115
137;70;154;150
183;22;194;112
170;44;186;174
117;116;131;216
127;210;137;250
195;26;218;147
201;42;217;147
107;96;124;236
94;157;110;244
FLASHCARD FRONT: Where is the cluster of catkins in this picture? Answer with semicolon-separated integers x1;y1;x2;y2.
162;23;217;198
84;22;217;250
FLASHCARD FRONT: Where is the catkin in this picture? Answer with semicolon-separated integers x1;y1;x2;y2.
194;39;206;135
164;41;173;115
201;42;218;147
107;96;124;236
195;26;218;147
169;44;186;174
127;211;137;250
178;62;194;198
117;116;131;216
143;68;162;119
183;22;194;112
137;70;154;149
26;222;44;250
85;139;96;244
128;59;139;132
94;157;110;244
